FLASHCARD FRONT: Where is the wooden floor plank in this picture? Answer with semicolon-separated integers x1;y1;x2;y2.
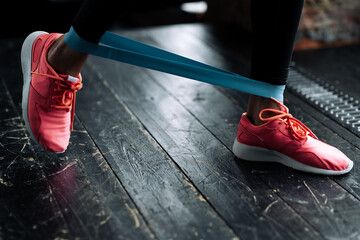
102;24;360;239
0;39;155;240
77;63;239;240
216;89;360;239
87;55;321;239
0;79;72;239
158;23;360;176
46;116;155;240
1;22;359;240
178;24;360;201
142;24;360;239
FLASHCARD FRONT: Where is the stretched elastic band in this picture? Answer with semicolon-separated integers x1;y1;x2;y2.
64;26;285;101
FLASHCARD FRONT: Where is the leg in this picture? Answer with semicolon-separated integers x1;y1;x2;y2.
21;0;129;152
247;0;304;125
47;35;88;76
48;0;134;76
233;0;353;175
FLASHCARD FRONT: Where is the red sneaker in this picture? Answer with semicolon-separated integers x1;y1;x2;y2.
21;31;82;153
232;98;353;175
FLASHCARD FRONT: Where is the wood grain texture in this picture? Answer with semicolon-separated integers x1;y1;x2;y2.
1;23;359;240
87;55;321;239
99;24;360;239
178;24;360;203
148;24;360;239
0;78;72;239
76;64;239;240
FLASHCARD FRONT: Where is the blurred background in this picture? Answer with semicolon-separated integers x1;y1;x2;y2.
2;0;360;50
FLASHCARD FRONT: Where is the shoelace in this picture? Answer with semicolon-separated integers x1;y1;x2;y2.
259;108;318;139
31;72;82;130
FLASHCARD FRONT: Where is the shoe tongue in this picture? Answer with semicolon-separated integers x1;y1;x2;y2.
58;74;79;83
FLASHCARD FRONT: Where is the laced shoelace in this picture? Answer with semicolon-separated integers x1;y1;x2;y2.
259;108;318;140
31;72;83;130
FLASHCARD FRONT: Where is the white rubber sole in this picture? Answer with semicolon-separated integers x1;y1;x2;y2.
21;31;66;154
232;139;353;175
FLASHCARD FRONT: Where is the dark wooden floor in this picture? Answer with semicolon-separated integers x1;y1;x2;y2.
1;23;360;240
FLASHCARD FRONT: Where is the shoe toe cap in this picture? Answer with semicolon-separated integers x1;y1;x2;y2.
39;132;69;153
36;109;71;153
300;137;352;172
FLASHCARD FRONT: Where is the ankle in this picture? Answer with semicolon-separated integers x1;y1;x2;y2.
47;35;88;76
246;95;282;126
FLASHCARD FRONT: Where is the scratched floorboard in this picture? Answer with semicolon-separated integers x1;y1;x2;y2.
1;23;360;239
163;24;360;238
0;79;72;239
87;56;321;239
0;37;238;239
151;24;360;238
175;24;360;202
76;65;239;240
101;24;360;239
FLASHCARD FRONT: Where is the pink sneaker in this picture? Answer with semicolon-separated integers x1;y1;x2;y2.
232;98;353;175
21;31;82;153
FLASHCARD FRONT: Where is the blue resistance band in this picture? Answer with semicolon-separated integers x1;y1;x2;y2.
64;27;285;101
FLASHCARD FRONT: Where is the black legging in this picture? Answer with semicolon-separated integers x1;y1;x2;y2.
72;0;304;86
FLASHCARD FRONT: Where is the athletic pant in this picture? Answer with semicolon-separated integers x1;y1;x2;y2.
72;0;304;85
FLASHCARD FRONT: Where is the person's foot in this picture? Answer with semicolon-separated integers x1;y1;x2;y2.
21;31;83;153
233;98;353;175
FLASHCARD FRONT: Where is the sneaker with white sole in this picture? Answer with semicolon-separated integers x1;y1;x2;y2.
232;98;353;175
21;31;82;153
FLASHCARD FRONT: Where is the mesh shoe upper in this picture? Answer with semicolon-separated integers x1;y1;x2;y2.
26;33;82;152
235;98;351;172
